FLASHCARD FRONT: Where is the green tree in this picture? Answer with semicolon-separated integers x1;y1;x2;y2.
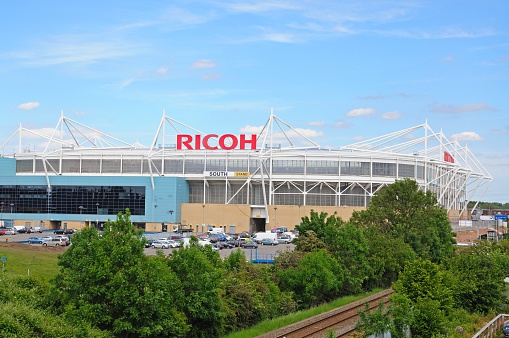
297;210;346;240
445;240;509;313
167;242;226;338
276;250;344;309
296;211;370;294
356;301;393;338
391;258;454;337
221;250;297;332
51;210;189;337
0;275;109;337
363;227;416;290
351;179;455;263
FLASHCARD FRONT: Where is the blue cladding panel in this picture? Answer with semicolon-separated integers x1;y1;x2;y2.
0;158;188;223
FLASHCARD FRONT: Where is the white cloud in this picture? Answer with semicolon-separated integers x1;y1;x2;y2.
430;102;497;114
239;125;264;133
192;60;216;69
18;102;40;110
292;128;324;138
346;108;375;117
11;35;144;67
202;73;221;80
352;135;365;141
333;120;351;128
450;131;483;142
442;55;454;62
308;121;325;127
156;67;168;74
381;111;401;120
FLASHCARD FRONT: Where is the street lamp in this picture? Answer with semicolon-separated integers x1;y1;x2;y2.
274;207;277;227
79;206;85;226
169;209;174;223
10;203;14;213
1;202;3;222
153;205;158;230
202;204;205;233
96;203;99;214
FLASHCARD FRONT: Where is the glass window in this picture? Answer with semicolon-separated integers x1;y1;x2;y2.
306;160;339;175
0;184;146;216
341;161;370;176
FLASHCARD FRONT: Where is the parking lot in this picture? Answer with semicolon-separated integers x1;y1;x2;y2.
2;231;295;260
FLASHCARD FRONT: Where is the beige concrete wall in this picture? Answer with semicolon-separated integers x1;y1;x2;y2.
181;203;364;234
181;203;252;233
9;206;464;234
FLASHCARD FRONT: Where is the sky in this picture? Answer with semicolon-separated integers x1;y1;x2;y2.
0;1;508;203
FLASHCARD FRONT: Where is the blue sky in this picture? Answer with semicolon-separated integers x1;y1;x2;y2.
0;1;508;202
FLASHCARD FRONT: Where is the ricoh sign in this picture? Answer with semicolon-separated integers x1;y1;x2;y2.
177;134;257;150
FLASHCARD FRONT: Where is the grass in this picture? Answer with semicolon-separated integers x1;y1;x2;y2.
0;245;61;281
222;289;384;338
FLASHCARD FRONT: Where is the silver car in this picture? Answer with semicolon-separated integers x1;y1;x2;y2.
152;240;169;249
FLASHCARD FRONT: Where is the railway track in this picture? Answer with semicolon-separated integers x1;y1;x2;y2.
257;289;393;338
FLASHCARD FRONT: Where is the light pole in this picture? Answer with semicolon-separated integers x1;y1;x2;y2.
298;204;301;225
96;203;99;214
153;205;158;231
1;201;3;223
79;206;85;227
274;207;277;227
10;203;14;214
202;204;205;233
169;210;174;232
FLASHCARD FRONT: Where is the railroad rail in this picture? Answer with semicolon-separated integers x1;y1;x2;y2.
257;289;393;338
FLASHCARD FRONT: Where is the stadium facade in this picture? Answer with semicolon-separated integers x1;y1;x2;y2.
0;111;492;233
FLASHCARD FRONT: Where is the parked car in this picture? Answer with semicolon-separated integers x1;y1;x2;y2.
53;235;71;246
223;241;235;249
0;227;16;235
42;236;68;246
212;242;223;250
166;240;180;248
54;228;75;235
152;240;169;249
144;239;155;248
261;238;279;246
503;322;509;337
277;235;292;244
28;237;46;244
242;241;258;249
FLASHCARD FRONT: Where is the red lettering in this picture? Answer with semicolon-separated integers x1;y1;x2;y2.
219;134;237;150
194;134;201;150
177;134;257;150
177;134;193;150
203;134;218;150
240;134;257;150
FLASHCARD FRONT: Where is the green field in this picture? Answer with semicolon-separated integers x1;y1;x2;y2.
0;245;61;281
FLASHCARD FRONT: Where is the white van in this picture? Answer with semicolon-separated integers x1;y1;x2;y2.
252;232;278;244
207;227;225;234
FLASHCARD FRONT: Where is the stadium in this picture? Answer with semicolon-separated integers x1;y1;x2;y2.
0;111;492;234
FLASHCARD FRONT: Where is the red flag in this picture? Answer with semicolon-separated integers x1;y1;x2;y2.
444;151;454;163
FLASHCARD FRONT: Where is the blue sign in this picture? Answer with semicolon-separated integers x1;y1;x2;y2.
1;257;6;262
494;214;508;220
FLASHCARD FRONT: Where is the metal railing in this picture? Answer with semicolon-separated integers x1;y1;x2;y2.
472;314;508;338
